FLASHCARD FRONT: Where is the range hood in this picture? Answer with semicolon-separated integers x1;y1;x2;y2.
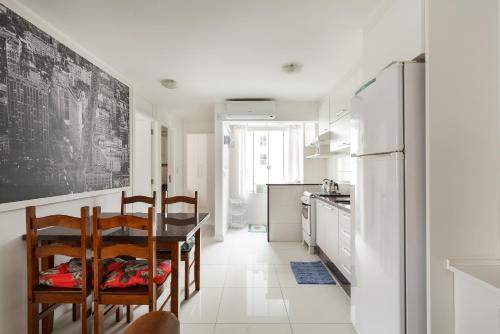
305;142;332;159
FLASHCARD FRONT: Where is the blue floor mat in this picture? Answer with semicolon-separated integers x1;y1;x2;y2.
290;261;336;284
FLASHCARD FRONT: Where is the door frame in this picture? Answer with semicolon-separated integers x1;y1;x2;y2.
132;112;155;211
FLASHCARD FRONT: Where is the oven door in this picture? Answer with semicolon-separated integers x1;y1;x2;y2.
301;203;311;235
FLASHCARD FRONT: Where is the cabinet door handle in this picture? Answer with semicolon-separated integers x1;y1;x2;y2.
336;109;348;117
341;264;352;275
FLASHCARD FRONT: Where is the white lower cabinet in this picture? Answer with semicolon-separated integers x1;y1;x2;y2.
315;199;352;281
338;210;352;280
315;201;327;252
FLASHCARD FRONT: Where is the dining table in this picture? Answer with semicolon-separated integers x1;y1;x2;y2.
22;211;210;333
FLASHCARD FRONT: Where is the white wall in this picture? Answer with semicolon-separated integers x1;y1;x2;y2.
426;1;500;333
326;154;353;185
362;0;424;80
303;158;327;184
184;115;215;134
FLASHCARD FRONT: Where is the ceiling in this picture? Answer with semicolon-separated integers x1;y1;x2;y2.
16;0;382;121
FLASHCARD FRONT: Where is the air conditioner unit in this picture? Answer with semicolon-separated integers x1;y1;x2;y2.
224;101;276;120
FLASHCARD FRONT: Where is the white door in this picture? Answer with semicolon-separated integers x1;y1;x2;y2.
132;114;152;212
351;63;404;156
186;133;214;214
351;153;405;334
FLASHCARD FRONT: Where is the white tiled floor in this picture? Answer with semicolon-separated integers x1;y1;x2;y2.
52;226;355;333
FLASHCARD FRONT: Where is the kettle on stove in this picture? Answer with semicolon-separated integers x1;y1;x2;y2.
322;179;339;193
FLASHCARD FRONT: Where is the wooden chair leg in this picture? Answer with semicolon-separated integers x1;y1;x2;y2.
81;301;91;334
126;305;134;323
72;304;81;321
27;302;39;334
116;305;123;322
94;303;103;334
184;259;190;300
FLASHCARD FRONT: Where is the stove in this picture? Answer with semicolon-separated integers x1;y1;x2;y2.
300;191;350;253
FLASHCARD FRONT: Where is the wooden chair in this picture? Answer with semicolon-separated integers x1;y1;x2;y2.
120;190;156;322
123;311;180;334
92;206;170;334
160;190;198;300
121;190;156;214
25;206;92;334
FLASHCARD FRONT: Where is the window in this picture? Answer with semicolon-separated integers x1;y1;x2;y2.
244;129;285;193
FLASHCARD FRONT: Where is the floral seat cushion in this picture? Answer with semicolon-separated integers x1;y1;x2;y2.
38;258;83;288
38;258;124;289
101;259;172;289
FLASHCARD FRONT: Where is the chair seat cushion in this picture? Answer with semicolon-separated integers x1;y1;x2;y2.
38;258;83;289
101;259;171;289
181;237;195;252
38;258;123;289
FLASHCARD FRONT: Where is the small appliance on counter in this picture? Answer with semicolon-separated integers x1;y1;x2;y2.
321;178;340;194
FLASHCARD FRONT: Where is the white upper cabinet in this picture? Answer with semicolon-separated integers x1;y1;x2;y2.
304;122;318;147
330;94;350;123
330;113;351;152
318;97;330;136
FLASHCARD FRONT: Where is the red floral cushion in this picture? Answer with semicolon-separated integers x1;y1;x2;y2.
101;259;172;289
38;258;124;289
38;258;83;288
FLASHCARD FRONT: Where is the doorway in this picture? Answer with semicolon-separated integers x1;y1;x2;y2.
224;122;304;236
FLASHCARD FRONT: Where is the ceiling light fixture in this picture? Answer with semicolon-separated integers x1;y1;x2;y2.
160;79;177;89
282;62;303;74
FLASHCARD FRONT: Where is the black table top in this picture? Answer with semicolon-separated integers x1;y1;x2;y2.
22;212;210;243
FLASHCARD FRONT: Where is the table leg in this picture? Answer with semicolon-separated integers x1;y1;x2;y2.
41;243;54;334
169;241;180;318
195;229;201;291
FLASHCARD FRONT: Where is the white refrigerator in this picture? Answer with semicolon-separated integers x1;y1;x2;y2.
350;62;426;334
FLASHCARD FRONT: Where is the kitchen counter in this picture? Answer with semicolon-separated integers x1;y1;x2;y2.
267;184;321;242
447;259;500;333
313;194;351;212
266;183;322;186
447;258;500;294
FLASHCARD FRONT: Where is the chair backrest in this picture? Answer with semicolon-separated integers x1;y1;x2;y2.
92;206;156;295
161;191;198;216
25;206;89;292
121;191;156;214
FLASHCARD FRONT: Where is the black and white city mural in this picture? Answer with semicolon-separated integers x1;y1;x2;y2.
0;3;130;204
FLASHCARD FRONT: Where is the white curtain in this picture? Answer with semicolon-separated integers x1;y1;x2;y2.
230;124;304;199
284;125;304;183
232;126;249;200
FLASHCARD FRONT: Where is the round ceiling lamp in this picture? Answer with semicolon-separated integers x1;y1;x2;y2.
282;62;303;74
160;79;178;89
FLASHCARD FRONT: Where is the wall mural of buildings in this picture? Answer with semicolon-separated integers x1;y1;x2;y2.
0;3;130;204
